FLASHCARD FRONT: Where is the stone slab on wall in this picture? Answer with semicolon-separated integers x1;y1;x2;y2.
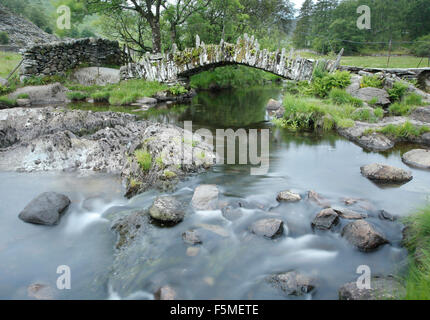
20;38;124;79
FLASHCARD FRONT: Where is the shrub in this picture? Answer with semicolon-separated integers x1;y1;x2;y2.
329;88;363;107
311;70;351;98
135;149;152;171
412;34;430;57
388;81;409;101
361;75;383;89
168;84;188;96
0;85;9;96
0;32;9;45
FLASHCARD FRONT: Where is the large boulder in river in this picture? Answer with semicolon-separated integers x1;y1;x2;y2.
311;208;339;230
360;163;412;184
339;276;404;300
402;149;430;169
18;192;71;225
191;184;219;210
341;220;388;251
250;218;284;239
350;87;391;106
149;196;185;224
276;190;301;202
268;271;316;296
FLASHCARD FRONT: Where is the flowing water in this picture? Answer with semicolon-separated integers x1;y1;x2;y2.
1;86;429;300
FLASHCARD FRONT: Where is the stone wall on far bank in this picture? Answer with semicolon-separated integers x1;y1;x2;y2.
20;38;124;79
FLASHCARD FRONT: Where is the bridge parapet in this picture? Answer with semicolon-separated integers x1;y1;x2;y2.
120;34;337;84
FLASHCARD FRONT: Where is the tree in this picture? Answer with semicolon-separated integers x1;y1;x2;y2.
163;0;212;49
86;0;166;53
292;0;314;48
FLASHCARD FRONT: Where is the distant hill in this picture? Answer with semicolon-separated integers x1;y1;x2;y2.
0;4;58;49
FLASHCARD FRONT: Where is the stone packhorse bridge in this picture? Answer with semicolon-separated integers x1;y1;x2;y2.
120;34;339;84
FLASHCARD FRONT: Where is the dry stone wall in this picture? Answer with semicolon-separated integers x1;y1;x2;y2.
20;38;124;79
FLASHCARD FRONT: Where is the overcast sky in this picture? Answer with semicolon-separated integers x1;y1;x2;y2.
291;0;306;11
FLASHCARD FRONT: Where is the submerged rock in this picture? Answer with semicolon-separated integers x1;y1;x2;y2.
339;276;404;300
402;149;430;169
307;190;330;208
149;196;185;224
111;210;149;249
276;190;301;202
182;230;202;245
191;185;219;210
341;220;388;251
268;271;315;296
250;218;284;239
27;283;54;300
18;192;71;225
333;207;367;220
360;163;413;184
311;208;339;230
378;210;397;222
154;285;176;300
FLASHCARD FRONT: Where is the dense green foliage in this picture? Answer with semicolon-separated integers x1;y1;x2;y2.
0;32;9;45
361;75;383;89
293;0;430;55
388;81;410;102
190;66;280;90
134;149;152;171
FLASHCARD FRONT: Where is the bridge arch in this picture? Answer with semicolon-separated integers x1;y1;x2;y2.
120;34;337;84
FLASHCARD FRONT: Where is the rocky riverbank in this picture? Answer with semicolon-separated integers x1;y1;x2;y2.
0;107;214;196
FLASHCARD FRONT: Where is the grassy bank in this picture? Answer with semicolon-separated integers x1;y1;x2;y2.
296;52;427;69
403;205;430;299
190;65;281;90
0;51;21;78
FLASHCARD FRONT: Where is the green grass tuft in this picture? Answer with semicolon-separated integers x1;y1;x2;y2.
134;149;152;171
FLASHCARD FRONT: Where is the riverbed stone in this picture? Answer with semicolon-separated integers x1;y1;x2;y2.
351;87;391;106
276;190;301;202
182;230;202;245
268;271;315;296
410;107;430;123
341;220;388;251
311;208;339;230
154;285;176;300
339;276;404;300
18;192;71;225
307;190;330;208
378;210;397;221
27;283;54;300
111;210;149;249
266;99;282;111
191;184;219;210
360;163;413;183
250;218;284;239
402;149;430;169
333;207;367;220
149;196;185;224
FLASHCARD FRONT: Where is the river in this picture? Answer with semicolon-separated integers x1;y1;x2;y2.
0;86;428;299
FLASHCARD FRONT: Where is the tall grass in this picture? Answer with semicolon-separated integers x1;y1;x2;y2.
108;80;167;105
403;205;430;299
